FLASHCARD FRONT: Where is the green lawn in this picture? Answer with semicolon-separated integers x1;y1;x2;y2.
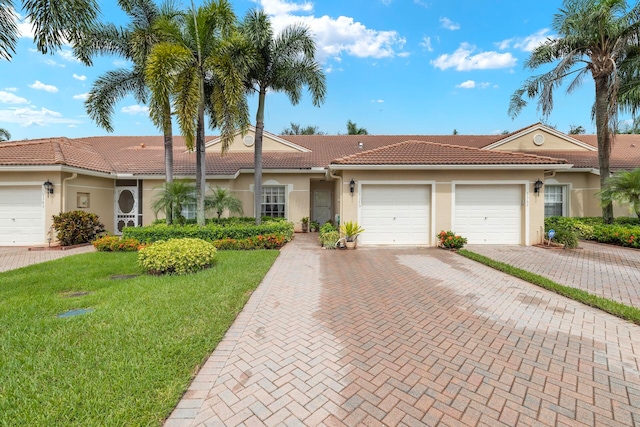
0;250;279;426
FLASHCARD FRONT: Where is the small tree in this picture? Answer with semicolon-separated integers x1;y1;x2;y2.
598;168;640;217
281;122;325;135
0;128;10;142
347;119;368;135
569;124;586;134
205;187;243;218
151;180;196;224
52;211;106;246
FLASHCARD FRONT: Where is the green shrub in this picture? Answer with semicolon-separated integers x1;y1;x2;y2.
319;231;340;249
211;234;287;250
545;216;640;248
437;230;468;250
93;235;145;252
52;210;106;246
123;220;294;244
138;238;217;275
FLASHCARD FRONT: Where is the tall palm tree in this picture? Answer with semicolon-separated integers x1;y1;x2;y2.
74;0;177;209
146;0;250;226
1;0;99;60
509;0;640;223
241;9;326;225
598;167;640;216
347;119;368;135
0;128;10;142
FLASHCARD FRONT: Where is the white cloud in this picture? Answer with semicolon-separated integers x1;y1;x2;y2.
431;43;516;71
439;17;460;31
68;124;78;128
44;59;65;67
256;0;406;61
414;0;430;7
58;49;81;63
381;0;393;4
0;91;29;104
420;36;433;52
73;74;87;81
456;80;476;89
0;106;82;127
4;87;17;92
113;59;130;67
397;51;410;58
478;82;490;89
29;81;59;93
121;105;149;115
498;29;554;52
73;93;89;100
258;0;313;15
371;99;384;103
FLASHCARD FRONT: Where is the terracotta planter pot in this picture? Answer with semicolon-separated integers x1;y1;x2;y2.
345;241;357;250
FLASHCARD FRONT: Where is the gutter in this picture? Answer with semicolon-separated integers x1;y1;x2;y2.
329;164;574;171
328;168;342;227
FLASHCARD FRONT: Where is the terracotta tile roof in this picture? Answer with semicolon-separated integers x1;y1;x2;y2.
2;130;640;175
331;140;568;166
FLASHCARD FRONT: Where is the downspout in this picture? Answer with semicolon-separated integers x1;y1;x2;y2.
62;173;78;213
328;168;343;227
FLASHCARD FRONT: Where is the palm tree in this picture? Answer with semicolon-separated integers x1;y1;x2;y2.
281;122;325;135
598;168;640;217
151;180;196;224
205;186;243;218
1;0;99;60
74;0;177;212
241;9;326;225
347;120;368;135
146;0;250;226
509;0;640;223
0;128;10;142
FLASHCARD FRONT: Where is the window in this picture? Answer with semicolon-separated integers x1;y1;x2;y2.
261;186;286;218
179;190;196;220
544;185;566;217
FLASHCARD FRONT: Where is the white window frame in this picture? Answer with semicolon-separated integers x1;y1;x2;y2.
261;186;286;218
544;185;568;217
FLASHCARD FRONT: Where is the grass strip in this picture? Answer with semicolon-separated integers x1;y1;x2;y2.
0;250;279;426
458;249;640;326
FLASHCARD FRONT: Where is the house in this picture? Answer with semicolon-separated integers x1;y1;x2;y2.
1;123;638;247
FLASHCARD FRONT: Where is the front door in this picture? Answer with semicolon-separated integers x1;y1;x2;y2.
115;186;138;234
313;190;332;225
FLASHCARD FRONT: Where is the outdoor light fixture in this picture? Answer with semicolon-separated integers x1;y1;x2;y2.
534;179;544;195
349;179;355;194
43;180;54;195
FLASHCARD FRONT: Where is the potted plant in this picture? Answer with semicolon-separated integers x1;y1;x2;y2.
310;220;320;232
301;217;309;233
340;221;364;249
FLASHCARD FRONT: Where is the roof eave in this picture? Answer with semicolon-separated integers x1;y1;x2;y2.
329;164;573;171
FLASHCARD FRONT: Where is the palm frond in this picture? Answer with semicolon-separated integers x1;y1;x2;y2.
0;0;18;60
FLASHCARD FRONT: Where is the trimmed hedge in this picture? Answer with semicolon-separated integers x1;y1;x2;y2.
138;238;217;275
150;216;287;226
93;235;145;252
123;220;294;244
546;216;640;248
212;234;287;250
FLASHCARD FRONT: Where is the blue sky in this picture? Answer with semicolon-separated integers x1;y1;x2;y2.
0;0;617;141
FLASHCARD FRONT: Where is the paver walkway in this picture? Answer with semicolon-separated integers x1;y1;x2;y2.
0;245;95;272
166;235;640;426
468;242;640;309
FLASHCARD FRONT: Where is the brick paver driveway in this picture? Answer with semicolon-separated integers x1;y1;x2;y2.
0;245;95;272
166;235;640;426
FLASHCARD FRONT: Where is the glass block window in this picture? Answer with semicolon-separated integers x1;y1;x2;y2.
261;186;286;218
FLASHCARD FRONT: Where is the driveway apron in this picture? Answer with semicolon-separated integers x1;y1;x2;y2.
0;245;95;272
166;234;640;426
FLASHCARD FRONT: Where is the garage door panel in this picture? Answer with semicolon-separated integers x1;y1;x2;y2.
0;187;45;246
360;184;430;245
454;185;522;245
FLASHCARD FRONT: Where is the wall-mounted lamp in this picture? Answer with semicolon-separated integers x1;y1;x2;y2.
533;179;543;195
349;179;355;194
43;180;54;196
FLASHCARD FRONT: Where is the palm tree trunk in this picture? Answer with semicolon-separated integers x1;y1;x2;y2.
163;102;174;225
595;76;614;224
253;88;266;226
196;104;206;226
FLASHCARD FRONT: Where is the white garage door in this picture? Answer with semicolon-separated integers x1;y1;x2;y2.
454;185;522;244
360;184;430;245
0;186;45;246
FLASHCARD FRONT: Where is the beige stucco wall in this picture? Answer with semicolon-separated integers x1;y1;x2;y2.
65;174;115;232
548;171;635;218
143;173;318;231
205;130;303;154
497;130;591;151
337;169;545;246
